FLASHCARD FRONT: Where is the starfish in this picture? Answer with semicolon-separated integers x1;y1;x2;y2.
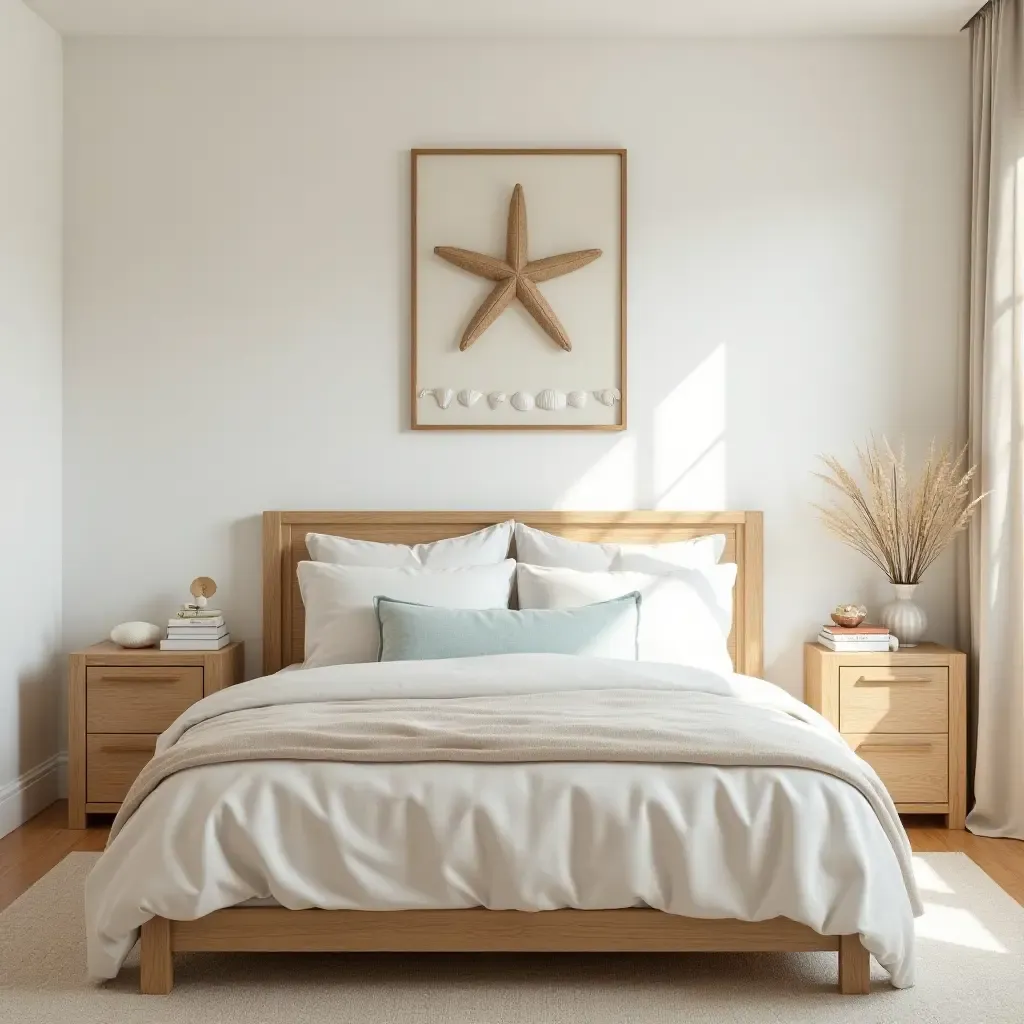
434;184;602;352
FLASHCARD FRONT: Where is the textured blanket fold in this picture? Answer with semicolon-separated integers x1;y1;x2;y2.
107;655;920;916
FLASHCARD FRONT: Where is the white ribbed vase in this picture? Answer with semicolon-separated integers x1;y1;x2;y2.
880;583;927;647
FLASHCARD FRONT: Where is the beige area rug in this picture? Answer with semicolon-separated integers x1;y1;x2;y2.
1;853;1022;1023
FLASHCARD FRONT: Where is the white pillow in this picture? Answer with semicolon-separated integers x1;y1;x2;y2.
307;521;513;568
516;563;736;674
298;560;516;667
513;523;726;572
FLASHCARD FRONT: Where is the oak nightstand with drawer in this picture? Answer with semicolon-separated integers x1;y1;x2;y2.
804;642;966;828
68;640;244;828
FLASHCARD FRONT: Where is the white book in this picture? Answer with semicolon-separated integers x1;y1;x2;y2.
817;632;890;652
166;625;228;640
167;615;225;628
160;635;231;651
174;608;223;620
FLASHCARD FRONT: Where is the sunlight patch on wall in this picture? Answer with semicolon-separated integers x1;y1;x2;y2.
555;437;637;510
653;345;726;509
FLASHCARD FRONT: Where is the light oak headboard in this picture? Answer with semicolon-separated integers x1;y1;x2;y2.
262;511;763;677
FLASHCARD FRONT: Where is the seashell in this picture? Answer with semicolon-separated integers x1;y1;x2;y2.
110;621;162;649
487;391;507;409
417;387;453;409
190;576;217;601
510;391;535;412
457;389;482;408
593;388;622;407
567;390;588;409
535;389;567;412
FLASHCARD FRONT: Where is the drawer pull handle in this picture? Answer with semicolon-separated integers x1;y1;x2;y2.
98;675;182;685
858;743;933;753
855;677;932;685
99;743;156;754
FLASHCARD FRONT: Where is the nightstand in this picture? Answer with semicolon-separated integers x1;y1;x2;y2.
804;641;966;829
68;640;244;828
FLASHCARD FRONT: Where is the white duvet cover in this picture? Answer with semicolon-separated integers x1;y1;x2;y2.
85;655;920;986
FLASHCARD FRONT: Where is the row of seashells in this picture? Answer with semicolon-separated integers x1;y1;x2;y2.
418;388;621;411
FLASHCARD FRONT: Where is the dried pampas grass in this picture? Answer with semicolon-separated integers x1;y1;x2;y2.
814;438;985;584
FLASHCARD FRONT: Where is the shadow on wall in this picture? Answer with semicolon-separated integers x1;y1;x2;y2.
227;515;265;680
0;639;62;837
21;653;60;770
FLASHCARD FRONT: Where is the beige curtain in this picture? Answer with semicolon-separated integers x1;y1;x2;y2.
965;0;1024;839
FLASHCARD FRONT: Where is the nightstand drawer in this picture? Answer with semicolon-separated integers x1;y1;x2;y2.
87;733;158;803
844;732;948;803
838;665;948;733
69;641;243;827
86;666;203;733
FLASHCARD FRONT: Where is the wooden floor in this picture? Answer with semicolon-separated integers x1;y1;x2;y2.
1;801;1023;915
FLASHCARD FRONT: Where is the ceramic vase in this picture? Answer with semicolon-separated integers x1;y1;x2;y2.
879;583;927;646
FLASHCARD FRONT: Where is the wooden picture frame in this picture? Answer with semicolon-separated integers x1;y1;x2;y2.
410;149;627;431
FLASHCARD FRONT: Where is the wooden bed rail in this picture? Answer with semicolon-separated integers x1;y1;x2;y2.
140;909;871;995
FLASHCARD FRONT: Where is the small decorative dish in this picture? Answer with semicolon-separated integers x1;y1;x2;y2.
830;604;867;628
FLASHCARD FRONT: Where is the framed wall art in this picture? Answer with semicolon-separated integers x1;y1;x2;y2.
411;148;627;430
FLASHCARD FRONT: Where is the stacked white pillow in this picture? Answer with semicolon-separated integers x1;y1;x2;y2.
299;560;516;668
513;522;725;572
514;524;736;673
516;563;735;674
296;519;735;672
300;522;516;667
307;520;513;567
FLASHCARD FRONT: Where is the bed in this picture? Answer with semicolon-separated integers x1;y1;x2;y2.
86;510;918;996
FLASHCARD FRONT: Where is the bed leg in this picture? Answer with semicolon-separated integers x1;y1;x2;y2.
140;916;173;994
838;934;870;994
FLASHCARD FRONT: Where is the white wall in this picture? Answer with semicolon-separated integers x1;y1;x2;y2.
63;37;968;699
0;0;63;835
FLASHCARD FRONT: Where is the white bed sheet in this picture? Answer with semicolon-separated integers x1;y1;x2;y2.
86;725;917;985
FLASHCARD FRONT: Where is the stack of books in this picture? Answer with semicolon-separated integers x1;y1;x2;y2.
817;623;891;652
160;607;231;651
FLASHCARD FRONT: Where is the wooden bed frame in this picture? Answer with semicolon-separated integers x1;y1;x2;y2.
139;510;872;995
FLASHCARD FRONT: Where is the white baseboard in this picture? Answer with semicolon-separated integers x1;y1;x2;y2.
0;753;63;838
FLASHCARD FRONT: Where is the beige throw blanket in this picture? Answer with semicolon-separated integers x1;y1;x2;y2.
108;655;920;915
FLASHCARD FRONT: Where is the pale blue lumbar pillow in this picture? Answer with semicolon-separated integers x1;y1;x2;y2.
375;593;641;662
